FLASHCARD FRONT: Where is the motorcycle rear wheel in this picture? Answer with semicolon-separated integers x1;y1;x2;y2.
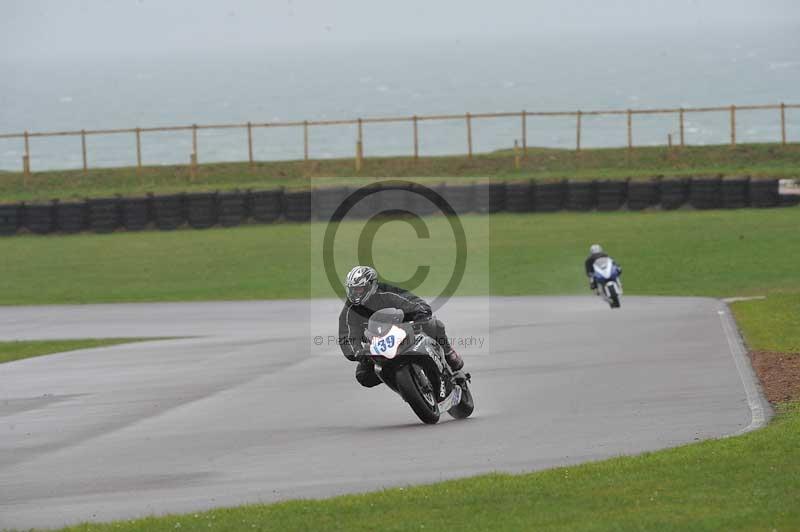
396;363;440;424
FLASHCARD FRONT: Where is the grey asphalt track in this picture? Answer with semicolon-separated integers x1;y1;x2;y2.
0;296;767;530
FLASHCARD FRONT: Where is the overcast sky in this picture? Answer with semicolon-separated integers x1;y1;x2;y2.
2;0;798;62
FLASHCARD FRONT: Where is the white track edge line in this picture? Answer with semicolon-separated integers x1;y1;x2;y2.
717;303;772;436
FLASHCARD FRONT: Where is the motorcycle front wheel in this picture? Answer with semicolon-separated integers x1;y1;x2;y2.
396;363;440;424
608;285;621;308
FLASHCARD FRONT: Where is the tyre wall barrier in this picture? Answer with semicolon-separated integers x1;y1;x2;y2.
185;192;218;229
122;197;150;231
0;204;20;235
749;179;779;208
0;178;796;237
626;180;659;210
87;197;120;233
283;190;312;222
505;181;534;213
249;189;283;223
217;190;247;227
660;178;689;210
689;177;722;210
55;201;87;233
533;181;565;212
565;181;596;211
721;178;750;209
596;180;628;211
151;194;185;230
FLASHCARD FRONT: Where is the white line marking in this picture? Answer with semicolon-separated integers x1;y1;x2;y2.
717;303;771;435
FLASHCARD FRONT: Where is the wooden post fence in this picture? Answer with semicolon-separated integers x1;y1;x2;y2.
730;105;736;146
247;121;254;167
576;110;582;152
521;111;527;157
466;113;473;159
679;108;685;147
303;121;309;161
626;109;633;150
356;118;364;171
23;130;30;177
81;129;88;174
135;127;142;170
780;103;786;145
412;115;419;161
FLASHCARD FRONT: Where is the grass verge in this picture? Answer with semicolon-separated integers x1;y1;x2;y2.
0;338;151;365
0;208;798;305
731;294;800;354
1;143;798;202
54;402;800;532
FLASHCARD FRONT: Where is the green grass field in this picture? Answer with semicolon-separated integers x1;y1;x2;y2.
732;294;800;354
1;143;798;202
0;338;150;365
0;208;797;305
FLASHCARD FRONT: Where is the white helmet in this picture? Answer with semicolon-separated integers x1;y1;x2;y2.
345;265;378;305
590;244;603;254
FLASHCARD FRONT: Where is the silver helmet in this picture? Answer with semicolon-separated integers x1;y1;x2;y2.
345;265;378;305
590;244;603;255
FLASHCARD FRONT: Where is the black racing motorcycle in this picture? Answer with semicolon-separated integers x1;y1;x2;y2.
364;308;474;424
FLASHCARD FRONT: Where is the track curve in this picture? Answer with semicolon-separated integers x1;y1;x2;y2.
0;297;762;529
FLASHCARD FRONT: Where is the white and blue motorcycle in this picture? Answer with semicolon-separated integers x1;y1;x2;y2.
592;256;623;309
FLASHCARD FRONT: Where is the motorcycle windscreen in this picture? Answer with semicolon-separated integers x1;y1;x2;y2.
369;325;408;359
593;257;613;278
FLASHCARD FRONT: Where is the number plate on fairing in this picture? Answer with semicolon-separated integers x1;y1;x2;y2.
369;325;408;359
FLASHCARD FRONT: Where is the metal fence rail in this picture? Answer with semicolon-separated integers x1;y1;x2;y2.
1;102;797;175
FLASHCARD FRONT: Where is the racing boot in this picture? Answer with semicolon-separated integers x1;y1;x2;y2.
445;347;464;372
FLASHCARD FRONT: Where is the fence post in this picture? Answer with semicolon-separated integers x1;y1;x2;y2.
356;118;363;172
521;111;527;158
247;122;254;168
413;115;419;161
192;123;199;160
679;108;685;147
23;130;31;178
513;140;521;170
780;102;786;145
466;113;473;159
135;127;142;170
303;121;309;161
730;105;736;146
575;110;582;152
626;109;633;150
81;129;88;174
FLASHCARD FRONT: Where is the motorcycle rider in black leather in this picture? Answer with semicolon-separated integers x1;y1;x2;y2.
338;265;464;388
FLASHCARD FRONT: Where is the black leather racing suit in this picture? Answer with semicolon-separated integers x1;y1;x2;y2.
338;282;452;388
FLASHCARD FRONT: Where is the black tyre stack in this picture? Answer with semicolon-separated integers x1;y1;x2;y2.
121;197;150;231
376;182;414;217
533;181;565;212
565;181;596;211
217;190;248;227
473;183;491;213
87;197;120;233
440;183;474;216
313;186;350;222
283;190;312;222
23;202;55;234
626;180;659;211
659;179;689;210
55;201;87;233
488;182;506;213
0;204;20;236
151;194;185;230
504;181;534;213
749;179;779;208
595;180;627;211
689;177;722;210
721;177;750;209
185;192;218;229
249;189;283;223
